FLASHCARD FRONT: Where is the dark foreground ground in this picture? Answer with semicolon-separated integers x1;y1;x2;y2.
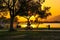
0;30;60;40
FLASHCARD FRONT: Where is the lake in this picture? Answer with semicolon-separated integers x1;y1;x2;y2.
19;23;60;28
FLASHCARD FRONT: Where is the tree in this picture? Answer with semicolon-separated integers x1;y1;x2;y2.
0;0;51;31
17;0;51;29
0;0;21;31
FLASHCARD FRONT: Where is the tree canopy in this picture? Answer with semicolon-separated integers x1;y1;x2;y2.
0;0;51;31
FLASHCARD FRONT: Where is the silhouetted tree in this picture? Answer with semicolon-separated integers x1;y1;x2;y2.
0;0;51;31
0;0;20;31
17;0;51;30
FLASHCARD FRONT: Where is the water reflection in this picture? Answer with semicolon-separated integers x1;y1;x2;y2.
19;23;60;28
1;23;60;29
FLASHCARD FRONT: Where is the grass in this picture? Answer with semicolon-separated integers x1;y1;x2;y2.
0;31;60;40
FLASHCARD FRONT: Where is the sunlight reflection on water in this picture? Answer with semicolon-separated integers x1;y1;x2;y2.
19;23;60;28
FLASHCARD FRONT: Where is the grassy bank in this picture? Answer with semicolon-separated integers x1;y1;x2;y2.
0;31;60;40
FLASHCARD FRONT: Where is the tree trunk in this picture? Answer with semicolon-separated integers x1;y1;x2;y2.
9;16;15;31
27;18;30;27
26;18;32;30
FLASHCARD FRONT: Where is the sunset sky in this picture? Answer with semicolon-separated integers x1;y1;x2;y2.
17;0;60;28
0;0;60;21
42;0;60;19
0;0;60;28
4;0;60;20
32;0;60;21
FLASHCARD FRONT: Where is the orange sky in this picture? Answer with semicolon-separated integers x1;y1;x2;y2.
17;0;60;22
42;0;60;18
0;0;60;28
16;0;60;28
1;0;60;21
